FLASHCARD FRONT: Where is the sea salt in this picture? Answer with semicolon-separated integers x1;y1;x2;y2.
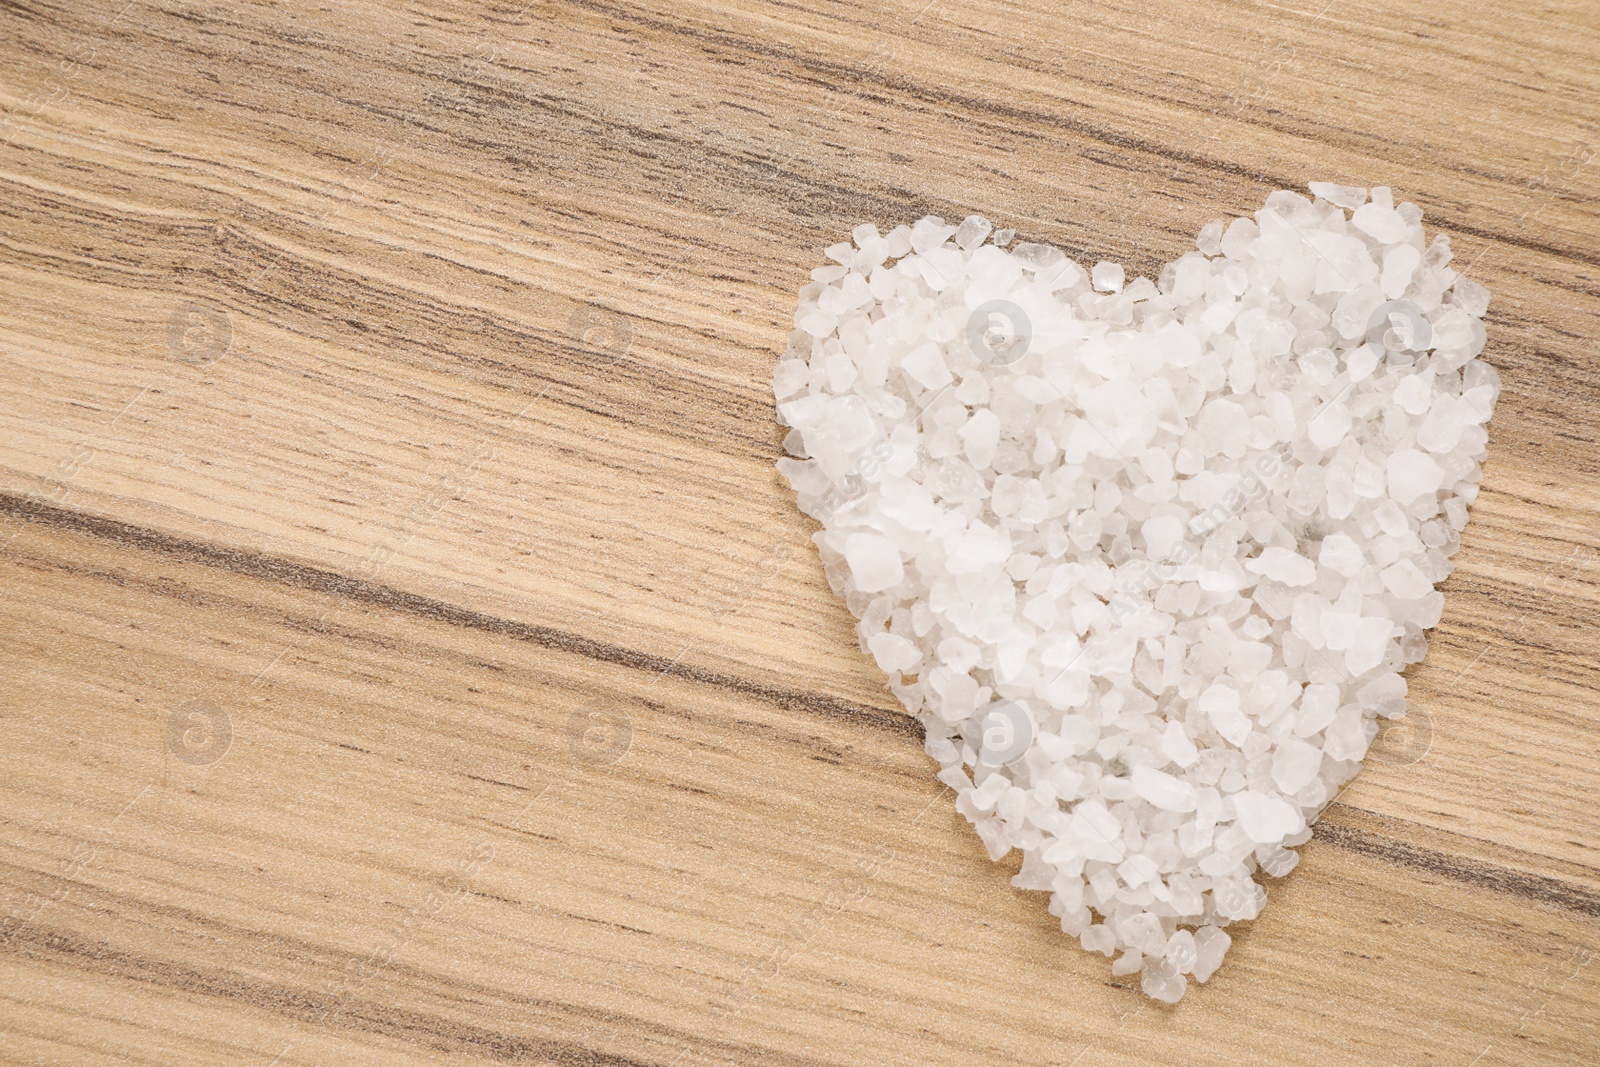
774;185;1497;999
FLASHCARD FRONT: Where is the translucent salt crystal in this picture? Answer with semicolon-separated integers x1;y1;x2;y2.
909;216;953;254
843;533;904;593
1453;276;1491;317
851;222;881;246
1111;949;1143;976
1191;926;1231;982
955;214;993;251
1318;532;1365;576
1257;844;1300;877
1357;673;1406;710
1119;911;1168;954
1323;708;1374;762
1142;515;1185;558
1232;790;1305;845
796;307;837;337
1417;394;1467;453
823;241;856;268
1246;547;1318;587
1132;764;1199;812
1394;374;1433;415
1380;559;1433;600
1091;260;1125;293
1080;924;1116;956
1271;737;1322;793
1160;719;1200;768
773;358;811;400
1165;929;1199;973
1307;182;1368;210
1320;607;1359;650
1386;448;1445;503
959;409;1002;470
1346;342;1380;383
1351;201;1410;244
1201;684;1252;746
1213;875;1266;920
1381;244;1422;299
901;341;952;391
1141;958;1188;1003
868;631;920;673
889;225;915;259
1308;401;1352;449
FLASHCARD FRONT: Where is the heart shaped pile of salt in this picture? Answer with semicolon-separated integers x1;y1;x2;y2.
774;184;1497;1001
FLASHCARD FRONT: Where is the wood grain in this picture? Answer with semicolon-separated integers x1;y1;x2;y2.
0;1;1597;1064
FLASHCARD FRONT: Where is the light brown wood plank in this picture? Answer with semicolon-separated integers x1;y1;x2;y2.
1;516;1598;1067
0;0;1598;1062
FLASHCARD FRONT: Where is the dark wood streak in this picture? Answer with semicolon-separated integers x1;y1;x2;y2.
1314;822;1600;918
553;0;1600;274
0;922;683;1067
0;177;792;459
0;491;917;738
7;489;1597;923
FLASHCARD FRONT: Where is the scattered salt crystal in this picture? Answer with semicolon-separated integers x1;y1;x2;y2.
774;192;1497;1000
1092;261;1125;293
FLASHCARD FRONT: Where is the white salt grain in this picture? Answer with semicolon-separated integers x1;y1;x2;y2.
1191;926;1231;982
902;341;952;391
1232;791;1305;845
1132;765;1199;812
1246;547;1318;587
774;185;1497;1001
844;533;904;593
1271;737;1322;794
1092;261;1126;293
1386;448;1446;504
1380;559;1433;601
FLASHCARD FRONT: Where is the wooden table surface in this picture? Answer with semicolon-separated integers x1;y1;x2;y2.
2;2;1598;1064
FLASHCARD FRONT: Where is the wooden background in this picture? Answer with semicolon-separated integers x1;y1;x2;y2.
1;1;1597;1064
